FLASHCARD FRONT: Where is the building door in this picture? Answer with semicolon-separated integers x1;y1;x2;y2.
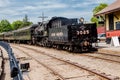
108;14;114;30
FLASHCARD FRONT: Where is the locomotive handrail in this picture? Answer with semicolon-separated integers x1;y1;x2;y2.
0;41;23;80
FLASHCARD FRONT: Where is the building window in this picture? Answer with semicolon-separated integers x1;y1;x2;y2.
116;21;120;30
108;14;114;30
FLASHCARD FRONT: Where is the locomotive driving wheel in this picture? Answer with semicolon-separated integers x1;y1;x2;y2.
68;45;74;52
32;36;36;45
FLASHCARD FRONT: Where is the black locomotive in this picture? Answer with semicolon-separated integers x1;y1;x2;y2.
0;17;98;52
34;17;97;52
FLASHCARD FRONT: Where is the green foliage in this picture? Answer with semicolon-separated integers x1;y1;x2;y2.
12;20;23;30
0;15;33;32
12;15;33;30
0;20;12;32
23;14;28;23
21;22;33;28
21;14;33;28
93;3;108;15
91;3;108;26
91;17;98;23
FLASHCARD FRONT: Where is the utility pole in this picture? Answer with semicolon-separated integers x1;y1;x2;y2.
38;12;48;22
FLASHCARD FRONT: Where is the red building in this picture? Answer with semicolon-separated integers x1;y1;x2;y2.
97;27;105;34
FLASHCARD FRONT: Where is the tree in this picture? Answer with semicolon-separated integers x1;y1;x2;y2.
93;3;108;14
91;3;108;26
11;15;33;30
91;17;98;23
11;20;23;30
23;14;28;23
0;20;12;32
21;14;33;27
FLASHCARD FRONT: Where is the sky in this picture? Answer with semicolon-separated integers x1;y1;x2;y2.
0;0;116;24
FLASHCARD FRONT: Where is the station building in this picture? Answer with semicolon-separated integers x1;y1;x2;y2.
95;0;120;43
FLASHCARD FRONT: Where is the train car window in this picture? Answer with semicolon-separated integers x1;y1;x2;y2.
23;32;26;35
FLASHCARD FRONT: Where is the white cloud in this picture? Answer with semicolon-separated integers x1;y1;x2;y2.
0;9;25;16
0;0;10;7
39;10;93;22
91;0;116;4
0;0;116;23
60;11;91;17
40;3;67;9
23;6;36;10
72;0;116;8
23;1;68;11
72;2;92;8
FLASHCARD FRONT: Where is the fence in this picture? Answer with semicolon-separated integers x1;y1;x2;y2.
0;41;23;80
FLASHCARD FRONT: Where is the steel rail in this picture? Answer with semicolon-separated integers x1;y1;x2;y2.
96;52;120;57
80;54;120;64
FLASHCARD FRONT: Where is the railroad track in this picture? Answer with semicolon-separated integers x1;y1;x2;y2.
80;52;120;64
12;44;119;80
12;46;67;80
97;52;120;57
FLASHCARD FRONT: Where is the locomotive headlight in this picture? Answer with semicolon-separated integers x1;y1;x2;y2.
79;17;84;23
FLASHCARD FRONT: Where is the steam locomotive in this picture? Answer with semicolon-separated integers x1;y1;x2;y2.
0;17;98;52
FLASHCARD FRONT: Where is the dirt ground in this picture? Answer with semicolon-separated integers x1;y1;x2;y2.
1;44;120;80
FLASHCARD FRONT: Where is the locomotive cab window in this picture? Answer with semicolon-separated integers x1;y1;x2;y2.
52;20;61;28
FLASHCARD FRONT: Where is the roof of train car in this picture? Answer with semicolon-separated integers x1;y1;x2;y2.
0;33;4;35
0;24;38;35
4;31;14;35
0;32;5;34
47;17;95;26
47;17;70;28
48;17;69;24
14;24;38;32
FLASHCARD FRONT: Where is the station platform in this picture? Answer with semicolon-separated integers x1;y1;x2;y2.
97;42;120;55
